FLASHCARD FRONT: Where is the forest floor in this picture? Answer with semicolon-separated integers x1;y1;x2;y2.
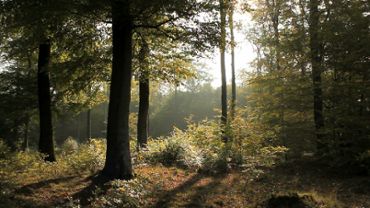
1;159;369;208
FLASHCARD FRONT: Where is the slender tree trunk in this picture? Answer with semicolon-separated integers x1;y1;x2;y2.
269;0;287;157
272;0;281;71
102;0;133;180
137;39;150;149
87;109;91;139
220;0;228;126
23;119;29;151
229;0;236;119
309;0;325;153
137;77;149;149
37;40;56;162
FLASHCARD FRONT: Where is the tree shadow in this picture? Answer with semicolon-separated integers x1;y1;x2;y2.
16;176;77;194
153;172;227;208
71;172;110;206
184;176;224;207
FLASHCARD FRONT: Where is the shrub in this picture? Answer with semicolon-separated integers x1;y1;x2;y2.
90;177;149;208
140;115;287;174
0;138;107;183
142;129;203;169
61;137;79;155
64;138;106;174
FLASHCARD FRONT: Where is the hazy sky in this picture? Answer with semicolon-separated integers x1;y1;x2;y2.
201;12;256;87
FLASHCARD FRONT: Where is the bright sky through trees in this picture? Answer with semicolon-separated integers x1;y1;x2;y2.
204;12;256;87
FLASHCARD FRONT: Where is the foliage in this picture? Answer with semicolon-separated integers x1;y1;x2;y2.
61;137;79;154
246;0;370;169
0;138;106;182
90;178;149;208
141;128;204;168
63;138;106;174
140;116;286;173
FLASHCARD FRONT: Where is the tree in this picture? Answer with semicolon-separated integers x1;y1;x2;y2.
0;0;110;160
309;0;325;153
219;0;228;128
101;0;134;179
133;31;196;149
102;0;218;179
136;38;150;149
0;1;63;161
228;0;237;119
37;40;55;161
0;57;38;151
245;0;315;156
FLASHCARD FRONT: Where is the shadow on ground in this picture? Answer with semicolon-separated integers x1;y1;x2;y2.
153;172;227;208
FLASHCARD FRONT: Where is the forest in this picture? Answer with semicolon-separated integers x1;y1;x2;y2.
0;0;369;207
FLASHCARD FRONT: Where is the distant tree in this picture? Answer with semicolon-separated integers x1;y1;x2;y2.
136;38;150;149
219;0;228;130
0;59;37;151
133;32;196;149
309;0;325;154
0;0;110;160
228;0;237;119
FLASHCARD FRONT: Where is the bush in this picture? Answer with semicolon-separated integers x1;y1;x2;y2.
90;177;149;208
0;138;107;182
61;137;79;155
64;139;106;174
140;116;287;174
142;128;203;169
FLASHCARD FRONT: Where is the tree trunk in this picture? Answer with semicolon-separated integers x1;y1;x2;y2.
137;39;150;150
220;0;228;126
137;77;149;149
87;108;91;139
37;40;56;162
309;0;325;153
102;0;133;180
23;119;29;151
229;0;236;119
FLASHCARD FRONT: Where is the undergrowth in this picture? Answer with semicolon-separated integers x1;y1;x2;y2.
0;114;288;207
138;114;287;174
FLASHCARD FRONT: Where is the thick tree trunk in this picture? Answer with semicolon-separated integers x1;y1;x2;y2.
229;1;236;119
220;0;227;126
309;0;325;153
102;0;133;180
37;41;56;162
87;108;91;139
137;77;149;149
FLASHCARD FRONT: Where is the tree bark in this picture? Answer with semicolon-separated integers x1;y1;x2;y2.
102;0;133;180
37;40;56;162
229;0;236;119
137;39;150;149
220;0;228;126
309;0;325;153
23;119;29;151
137;77;149;149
